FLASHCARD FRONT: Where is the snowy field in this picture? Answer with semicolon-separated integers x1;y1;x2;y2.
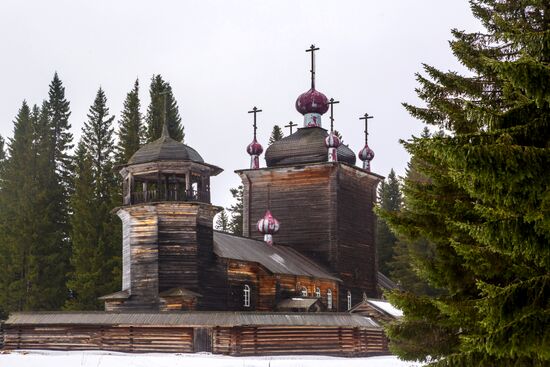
0;350;423;367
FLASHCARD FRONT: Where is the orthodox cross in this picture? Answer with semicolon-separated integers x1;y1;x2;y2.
285;121;297;134
248;106;262;139
328;98;340;132
359;113;374;144
305;44;320;89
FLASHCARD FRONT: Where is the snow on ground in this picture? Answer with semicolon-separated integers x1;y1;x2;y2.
0;350;423;367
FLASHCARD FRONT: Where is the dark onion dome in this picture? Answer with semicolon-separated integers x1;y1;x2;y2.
325;132;341;148
358;144;375;162
128;128;204;165
257;210;280;235
295;88;329;115
265;126;356;167
246;138;264;156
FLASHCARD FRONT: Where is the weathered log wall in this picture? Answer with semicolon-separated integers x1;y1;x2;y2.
238;163;382;308
2;324;388;357
3;325;194;353
224;259;339;311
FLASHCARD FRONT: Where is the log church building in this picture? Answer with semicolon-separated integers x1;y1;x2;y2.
2;46;401;356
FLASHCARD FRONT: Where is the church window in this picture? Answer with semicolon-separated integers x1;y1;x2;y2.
327;289;333;310
301;287;308;297
244;284;251;307
315;287;321;298
347;291;352;310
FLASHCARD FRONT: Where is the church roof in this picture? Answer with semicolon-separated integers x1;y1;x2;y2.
213;231;341;281
127;126;204;166
264;127;356;167
5;311;380;328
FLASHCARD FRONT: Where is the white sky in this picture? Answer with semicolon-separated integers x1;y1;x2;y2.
0;0;482;209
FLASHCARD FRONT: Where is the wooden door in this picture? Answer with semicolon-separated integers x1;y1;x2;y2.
193;327;212;353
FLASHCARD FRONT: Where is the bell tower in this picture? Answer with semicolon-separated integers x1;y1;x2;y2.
100;121;223;311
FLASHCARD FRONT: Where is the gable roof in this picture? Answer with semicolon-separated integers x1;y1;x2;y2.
213;231;340;282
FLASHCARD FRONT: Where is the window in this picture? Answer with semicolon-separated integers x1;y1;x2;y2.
315;287;321;298
327;289;333;310
301;286;308;297
347;291;352;311
243;284;250;307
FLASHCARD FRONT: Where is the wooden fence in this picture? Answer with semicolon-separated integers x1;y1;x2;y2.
3;324;388;356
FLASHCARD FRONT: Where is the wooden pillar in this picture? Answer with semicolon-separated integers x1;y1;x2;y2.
185;170;191;199
128;173;134;205
142;181;148;202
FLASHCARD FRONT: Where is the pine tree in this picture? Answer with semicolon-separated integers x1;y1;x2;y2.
268;125;284;144
215;210;230;232
379;1;550;365
227;185;244;235
66;88;121;310
145;75;184;142
116;79;143;164
376;168;401;275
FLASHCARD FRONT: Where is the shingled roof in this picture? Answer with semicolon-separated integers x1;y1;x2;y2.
213;231;341;281
127;131;204;166
265;127;356;167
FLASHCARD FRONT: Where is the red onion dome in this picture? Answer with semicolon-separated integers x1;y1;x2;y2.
358;144;375;162
246;138;264;156
325;132;341;148
295;88;329;115
257;210;280;235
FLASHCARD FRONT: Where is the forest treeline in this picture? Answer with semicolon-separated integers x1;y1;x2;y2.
0;74;184;315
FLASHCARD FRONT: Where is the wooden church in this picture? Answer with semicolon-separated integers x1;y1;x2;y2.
2;46;400;356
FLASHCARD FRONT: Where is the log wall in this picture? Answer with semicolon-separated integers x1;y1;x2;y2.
239;163;382;308
225;259;339;311
3;324;388;357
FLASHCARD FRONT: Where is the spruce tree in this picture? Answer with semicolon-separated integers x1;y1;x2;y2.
215;210;230;232
379;1;550;365
145;75;184;142
376;168;401;275
116;79;143;164
0;102;34;314
227;185;244;235
66;88;121;310
268;125;284;144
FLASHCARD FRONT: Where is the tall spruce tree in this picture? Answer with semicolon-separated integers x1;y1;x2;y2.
145;75;184;142
268;125;284;144
66;88;121;310
116;79;143;164
379;1;550;365
0;102;34;315
376;169;401;275
227;185;244;235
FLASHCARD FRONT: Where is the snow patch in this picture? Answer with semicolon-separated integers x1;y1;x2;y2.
368;300;404;317
0;350;423;367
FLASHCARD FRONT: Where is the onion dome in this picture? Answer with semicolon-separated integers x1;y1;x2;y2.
246;138;264;156
325;132;341;148
257;210;280;245
358;144;375;162
257;210;280;235
265;126;356;167
128;125;204;165
295;88;329;116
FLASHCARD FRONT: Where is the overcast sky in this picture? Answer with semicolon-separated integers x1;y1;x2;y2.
0;0;482;209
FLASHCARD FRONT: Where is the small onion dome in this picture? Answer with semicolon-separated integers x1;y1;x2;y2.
246;138;264;156
257;210;280;235
358;144;375;162
325;132;341;148
295;88;329;115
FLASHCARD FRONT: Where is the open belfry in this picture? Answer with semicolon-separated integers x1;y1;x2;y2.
2;46;401;356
